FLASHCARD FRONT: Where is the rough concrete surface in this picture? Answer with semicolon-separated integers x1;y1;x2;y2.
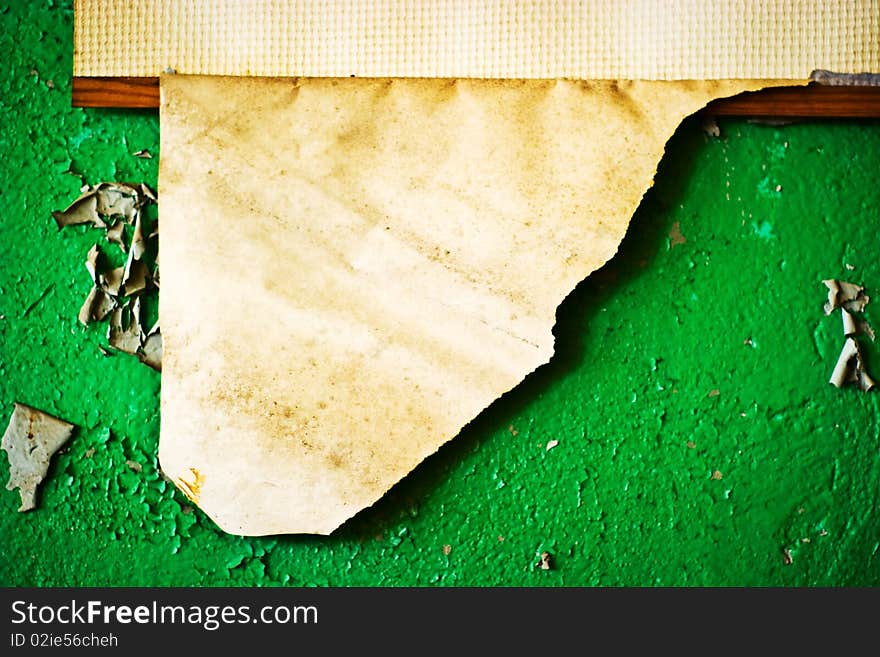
0;1;878;585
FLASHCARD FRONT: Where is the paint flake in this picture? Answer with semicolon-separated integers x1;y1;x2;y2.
52;191;102;229
106;221;127;252
77;285;116;325
108;303;142;355
829;337;875;391
122;258;149;296
100;266;125;297
822;279;869;315
823;280;875;391
1;403;75;512
138;330;163;372
54;182;160;370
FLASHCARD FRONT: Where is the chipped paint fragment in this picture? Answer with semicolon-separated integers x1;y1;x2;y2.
822;279;869;315
829;337;875;391
537;551;553;570
54;182;160;370
1;403;75;512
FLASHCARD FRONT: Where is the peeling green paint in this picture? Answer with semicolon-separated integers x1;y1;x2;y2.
1;1;878;586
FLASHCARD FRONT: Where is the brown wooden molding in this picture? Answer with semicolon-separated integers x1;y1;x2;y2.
73;76;880;116
72;77;160;108
703;85;880;118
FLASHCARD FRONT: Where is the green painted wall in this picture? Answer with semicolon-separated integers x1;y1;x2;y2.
1;1;878;586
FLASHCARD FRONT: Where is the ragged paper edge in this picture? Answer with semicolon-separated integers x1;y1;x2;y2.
74;0;880;79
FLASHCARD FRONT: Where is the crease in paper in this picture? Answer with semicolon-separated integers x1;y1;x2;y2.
158;76;803;535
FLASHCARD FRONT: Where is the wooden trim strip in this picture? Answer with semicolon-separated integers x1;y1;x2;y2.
703;85;880;118
72;77;880;117
72;77;160;108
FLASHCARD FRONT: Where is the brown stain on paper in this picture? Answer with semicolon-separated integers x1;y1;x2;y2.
176;467;205;504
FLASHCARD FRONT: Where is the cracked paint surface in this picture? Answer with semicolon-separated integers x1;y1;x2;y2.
1;1;878;585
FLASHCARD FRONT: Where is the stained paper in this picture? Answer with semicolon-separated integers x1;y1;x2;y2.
159;75;800;535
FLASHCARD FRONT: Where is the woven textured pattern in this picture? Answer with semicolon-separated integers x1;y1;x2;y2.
74;0;879;80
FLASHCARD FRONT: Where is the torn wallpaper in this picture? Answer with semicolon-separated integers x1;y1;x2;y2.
158;75;801;535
